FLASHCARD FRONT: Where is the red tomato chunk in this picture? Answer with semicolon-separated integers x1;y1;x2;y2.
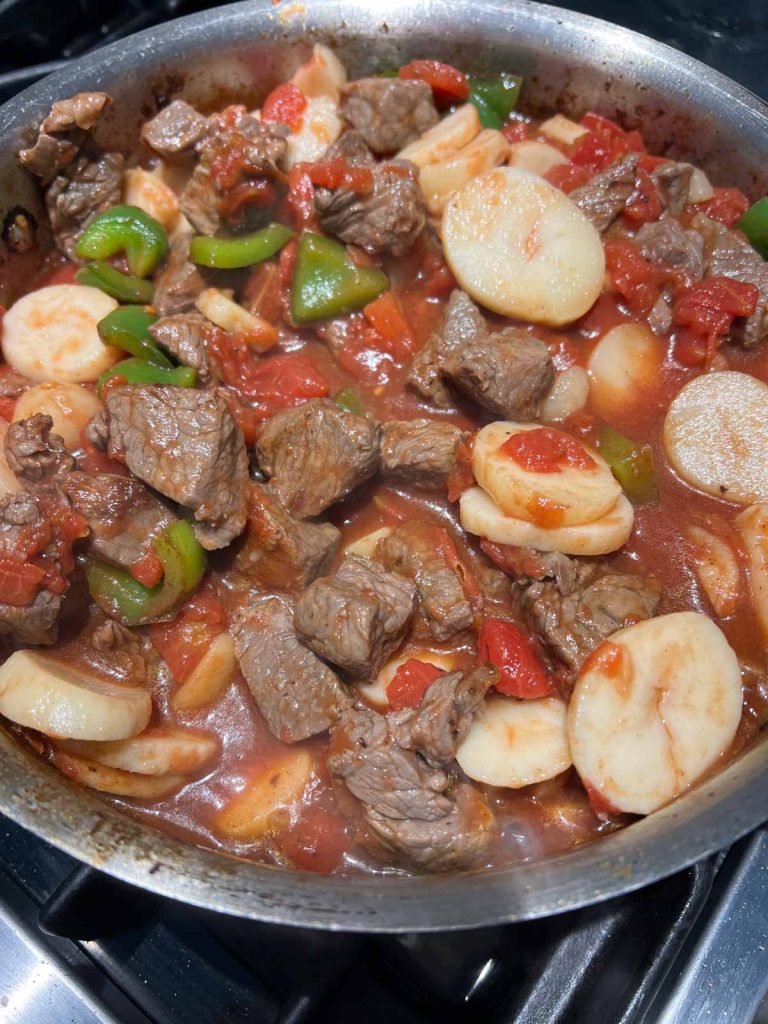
387;658;446;710
478;618;552;699
499;427;595;474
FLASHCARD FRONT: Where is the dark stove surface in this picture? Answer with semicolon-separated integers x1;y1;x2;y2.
0;2;767;1022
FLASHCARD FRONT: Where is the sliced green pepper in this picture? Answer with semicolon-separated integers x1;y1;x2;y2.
334;386;367;416
468;73;523;129
75;205;169;278
291;232;388;324
598;426;658;504
85;520;206;627
736;197;768;259
98;358;197;396
98;306;172;368
189;223;293;269
76;261;155;304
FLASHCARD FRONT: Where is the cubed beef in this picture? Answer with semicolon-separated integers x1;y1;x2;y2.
651;161;693;215
256;398;381;519
80;614;147;683
5;414;74;483
232;593;350;742
408;289;486;407
19;92;111;184
634;218;705;281
294;555;417;677
141;100;209;156
570;154;639;233
100;385;248;550
323;129;375;166
377;522;474;641
232;483;340;589
0;368;32;400
152;234;208;317
0;492;63;645
339;78;438;154
45;150;124;260
149;313;215;385
380;419;468;490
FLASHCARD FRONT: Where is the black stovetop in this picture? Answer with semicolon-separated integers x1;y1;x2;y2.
0;2;767;1022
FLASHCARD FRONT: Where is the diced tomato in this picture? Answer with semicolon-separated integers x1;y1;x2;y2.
603;239;659;317
672;276;759;350
0;395;15;421
623;168;662;224
362;291;415;361
637;154;668;173
446;440;475;502
149;588;224;683
545;162;591;194
671;327;709;368
0;558;46;606
184;587;226;626
261;82;307;131
209;104;249;132
77;428;128;476
502;121;529;143
244;262;283;323
477;617;552;699
698;186;750;228
218;179;276;224
307;159;374;193
278;237;298;286
387;658;446;711
570;112;645;173
418;247;457;295
337;335;396;385
43;262;79;286
285;166;316;230
278;805;350;873
499;427;595;474
129;548;164;588
398;60;469;104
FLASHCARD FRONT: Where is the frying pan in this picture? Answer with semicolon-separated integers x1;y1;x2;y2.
0;0;767;932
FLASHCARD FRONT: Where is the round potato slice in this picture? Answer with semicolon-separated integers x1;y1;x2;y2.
457;695;571;788
0;651;151;740
2;284;119;383
587;323;663;419
568;611;742;815
13;381;102;450
442;166;605;326
663;371;768;505
460;485;634;556
507;139;568;177
51;747;188;799
472;421;621;527
61;727;218;776
397;103;481;168
215;748;315;842
344;526;392;560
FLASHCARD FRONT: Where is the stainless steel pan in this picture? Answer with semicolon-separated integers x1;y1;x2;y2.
0;0;766;932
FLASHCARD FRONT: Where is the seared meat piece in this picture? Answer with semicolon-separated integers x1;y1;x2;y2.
408;289;486;407
482;542;581;590
651;161;693;215
179;145;220;236
323;128;375;166
149;313;215;385
45;150;124;259
0;492;62;645
5;414;74;483
444;328;554;420
232;593;350;742
256;399;380;519
570;154;639;233
82;615;147;683
377;522;474;641
19;92;111;184
634;218;705;281
100;385;248;550
63;472;176;571
141;100;209;156
233;483;340;589
152;233;208;317
294;555;417;677
380;419;468;490
0;368;31;399
339;78;438;154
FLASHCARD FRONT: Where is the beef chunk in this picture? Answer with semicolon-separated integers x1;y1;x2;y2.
63;472;176;571
294;555;417;677
408;289;486;407
339;78;438;154
46;150;124;259
0;368;31;400
100;385;248;550
256;399;380;519
141;100;209;156
323;129;375;166
179;146;220;236
232;483;340;588
148;313;215;385
82;615;147;683
152;233;208;317
380;419;468;489
0;492;62;645
5;414;74;483
634;218;705;281
444;328;554;420
377;522;473;641
19;92;111;184
232;593;350;742
316;158;426;256
570;155;639;233
651;161;693;215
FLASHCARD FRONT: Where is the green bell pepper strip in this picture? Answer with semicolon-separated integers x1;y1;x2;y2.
97;306;172;368
598;426;658;504
334;386;367;416
189;223;294;269
85;520;206;627
75;205;169;278
76;261;154;304
291;232;388;324
98;358;197;396
736;197;768;259
468;73;523;129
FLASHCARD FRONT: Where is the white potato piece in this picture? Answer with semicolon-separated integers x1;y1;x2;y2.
685;524;741;617
664;372;768;505
285;94;342;168
195;288;276;352
2;285;120;384
291;43;347;102
508;140;568;177
457;695;571;788
540;366;590;423
357;650;460;711
442;166;605;326
0;420;22;497
52;747;188;799
344;526;392;559
62;726;218;776
687;166;714;203
587;323;663;418
736;503;768;642
0;651;151;741
397;103;481;168
420;130;509;216
568;611;742;815
472;421;621;527
215;748;315;841
13;381;101;450
123;166;181;231
538;113;588;147
172;631;237;712
460;485;634;556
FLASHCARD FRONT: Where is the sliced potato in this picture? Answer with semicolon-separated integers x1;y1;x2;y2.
508;140;568;177
472;421;621;527
460;485;634;556
172;631;237;711
687;167;714;203
215;748;314;841
664;372;768;505
686;524;741;617
420;130;509;216
357;650;460;710
2;284;120;384
195;288;277;352
0;650;151;740
540;366;589;423
397;103;481;168
568;611;742;815
52;747;188;799
123;167;181;232
0;420;22;497
285;94;342;168
457;695;571;788
61;726;218;776
13;381;101;450
344;526;392;559
291;43;347;102
587;323;663;419
736;503;768;641
442;166;605;327
538;113;588;147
